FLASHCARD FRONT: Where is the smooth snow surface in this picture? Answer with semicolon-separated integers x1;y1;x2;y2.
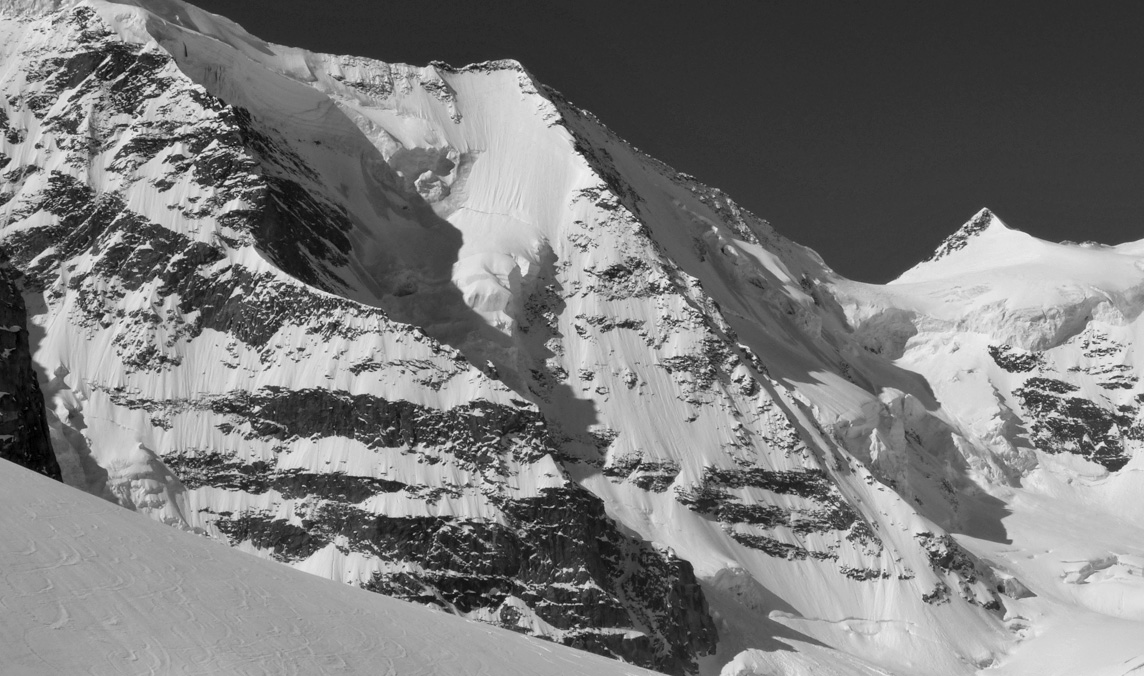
0;458;660;676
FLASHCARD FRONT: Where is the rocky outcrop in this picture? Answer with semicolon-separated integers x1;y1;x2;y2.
676;465;877;563
357;487;717;675
0;256;58;480
105;383;718;674
915;531;1002;610
927;207;996;262
1014;376;1140;471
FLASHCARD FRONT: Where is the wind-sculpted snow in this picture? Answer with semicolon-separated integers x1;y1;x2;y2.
8;1;1144;674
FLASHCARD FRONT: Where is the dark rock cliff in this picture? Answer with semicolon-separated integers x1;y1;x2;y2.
0;255;59;480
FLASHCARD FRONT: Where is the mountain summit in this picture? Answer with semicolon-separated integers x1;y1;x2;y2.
2;2;1143;675
927;207;1005;262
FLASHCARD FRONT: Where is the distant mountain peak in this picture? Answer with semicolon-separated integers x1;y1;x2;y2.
926;207;1008;263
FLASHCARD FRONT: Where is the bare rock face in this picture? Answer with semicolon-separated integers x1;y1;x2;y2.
0;256;58;480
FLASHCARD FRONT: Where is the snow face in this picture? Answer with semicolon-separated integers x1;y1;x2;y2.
2;1;1142;675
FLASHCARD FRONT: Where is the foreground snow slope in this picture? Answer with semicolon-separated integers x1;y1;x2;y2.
0;457;665;676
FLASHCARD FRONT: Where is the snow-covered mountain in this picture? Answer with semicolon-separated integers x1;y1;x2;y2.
827;209;1144;674
1;1;1142;675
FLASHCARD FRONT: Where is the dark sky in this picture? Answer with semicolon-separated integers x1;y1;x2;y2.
191;1;1144;282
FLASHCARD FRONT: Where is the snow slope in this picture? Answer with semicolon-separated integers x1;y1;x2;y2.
0;457;664;676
